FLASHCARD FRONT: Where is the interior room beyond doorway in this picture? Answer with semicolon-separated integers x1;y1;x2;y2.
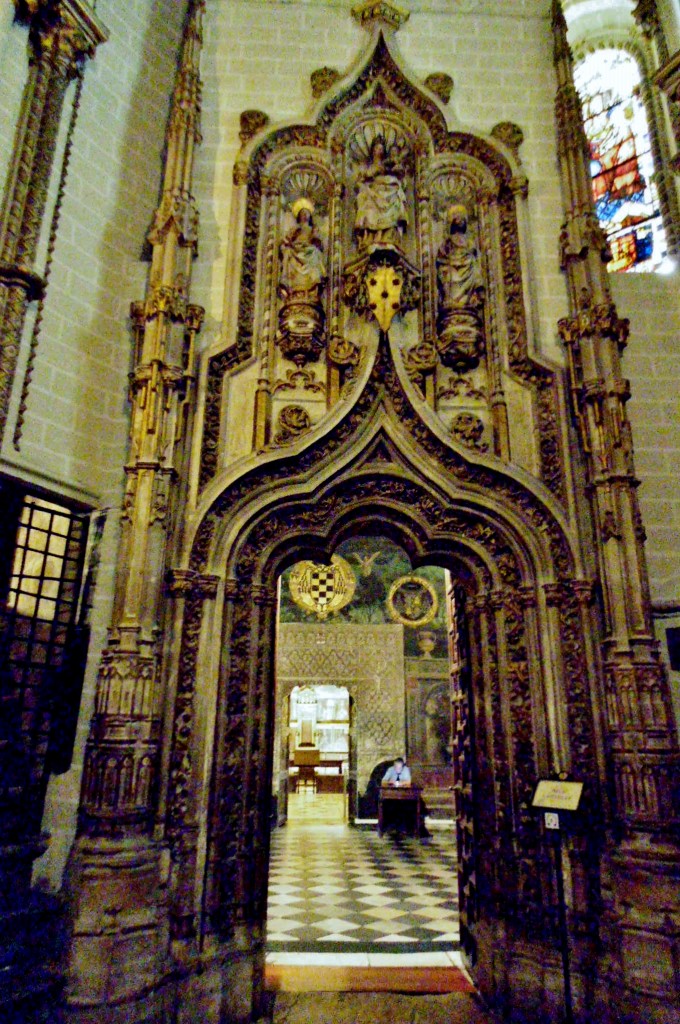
267;535;464;962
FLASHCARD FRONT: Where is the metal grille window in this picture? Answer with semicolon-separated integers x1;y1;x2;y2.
6;497;87;673
0;486;90;841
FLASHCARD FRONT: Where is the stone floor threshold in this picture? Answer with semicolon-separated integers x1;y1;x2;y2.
266;991;497;1024
264;964;474;994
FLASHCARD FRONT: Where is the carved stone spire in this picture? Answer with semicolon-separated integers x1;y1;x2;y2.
66;3;208;1014
79;0;205;837
552;0;679;838
0;0;107;443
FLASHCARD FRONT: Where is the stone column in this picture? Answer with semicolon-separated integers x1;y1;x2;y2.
0;0;107;442
552;5;680;1020
65;3;205;1017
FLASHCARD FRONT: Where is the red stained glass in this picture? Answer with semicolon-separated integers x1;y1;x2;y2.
574;48;667;273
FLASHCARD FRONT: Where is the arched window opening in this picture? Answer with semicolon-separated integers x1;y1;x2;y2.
574;47;668;272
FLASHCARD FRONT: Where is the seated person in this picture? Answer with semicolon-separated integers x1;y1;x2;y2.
382;756;411;787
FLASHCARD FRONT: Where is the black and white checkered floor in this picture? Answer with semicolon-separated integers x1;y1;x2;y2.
267;793;460;953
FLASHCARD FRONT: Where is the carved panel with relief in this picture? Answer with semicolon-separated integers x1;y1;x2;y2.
199;34;568;508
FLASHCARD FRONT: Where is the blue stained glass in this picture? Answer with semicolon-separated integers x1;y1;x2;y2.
574;48;667;272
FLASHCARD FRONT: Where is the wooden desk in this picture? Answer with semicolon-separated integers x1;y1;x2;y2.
378;785;423;836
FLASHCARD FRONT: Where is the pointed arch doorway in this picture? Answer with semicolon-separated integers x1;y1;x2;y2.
184;444;595;1024
266;534;474;961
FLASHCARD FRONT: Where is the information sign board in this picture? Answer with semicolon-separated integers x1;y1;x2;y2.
532;779;583;812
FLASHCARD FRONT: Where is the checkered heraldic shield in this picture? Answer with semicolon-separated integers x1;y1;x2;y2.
288;555;356;619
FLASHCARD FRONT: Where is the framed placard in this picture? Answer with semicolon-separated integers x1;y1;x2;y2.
532;779;583;812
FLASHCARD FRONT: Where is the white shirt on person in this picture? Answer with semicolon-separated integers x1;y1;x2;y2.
382;763;411;784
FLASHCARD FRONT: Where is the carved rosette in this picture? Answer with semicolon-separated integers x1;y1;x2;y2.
451;411;488;452
273;404;312;445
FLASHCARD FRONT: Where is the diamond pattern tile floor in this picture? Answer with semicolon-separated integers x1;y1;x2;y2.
267;795;460;952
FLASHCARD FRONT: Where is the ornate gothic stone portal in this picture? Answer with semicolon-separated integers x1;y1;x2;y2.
64;7;680;1024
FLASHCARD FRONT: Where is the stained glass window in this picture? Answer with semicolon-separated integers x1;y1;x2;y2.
574;48;667;273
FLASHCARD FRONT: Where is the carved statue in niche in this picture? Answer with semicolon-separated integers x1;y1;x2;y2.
277;198;326;366
436;203;486;371
354;135;408;250
344;125;419;333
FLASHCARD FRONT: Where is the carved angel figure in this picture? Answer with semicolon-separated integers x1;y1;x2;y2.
436;204;486;371
354;137;407;249
279;198;326;296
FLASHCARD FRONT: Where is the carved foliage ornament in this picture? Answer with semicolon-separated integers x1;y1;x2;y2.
452;411;488;452
273;404;311;445
311;67;341;98
425;73;453;105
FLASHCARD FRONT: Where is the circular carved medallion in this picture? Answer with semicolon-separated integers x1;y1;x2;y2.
288;555;356;620
387;574;438;627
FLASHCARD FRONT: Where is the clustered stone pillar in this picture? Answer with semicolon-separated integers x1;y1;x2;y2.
66;2;206;1015
0;0;107;443
552;4;680;1019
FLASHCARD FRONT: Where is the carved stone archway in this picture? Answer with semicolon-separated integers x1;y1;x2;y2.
164;396;604;1021
64;8;680;1024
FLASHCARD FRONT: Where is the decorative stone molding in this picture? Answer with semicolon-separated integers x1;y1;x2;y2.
351;0;410;31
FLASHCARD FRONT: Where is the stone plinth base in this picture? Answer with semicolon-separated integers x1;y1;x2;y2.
599;838;680;1024
64;836;171;1021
